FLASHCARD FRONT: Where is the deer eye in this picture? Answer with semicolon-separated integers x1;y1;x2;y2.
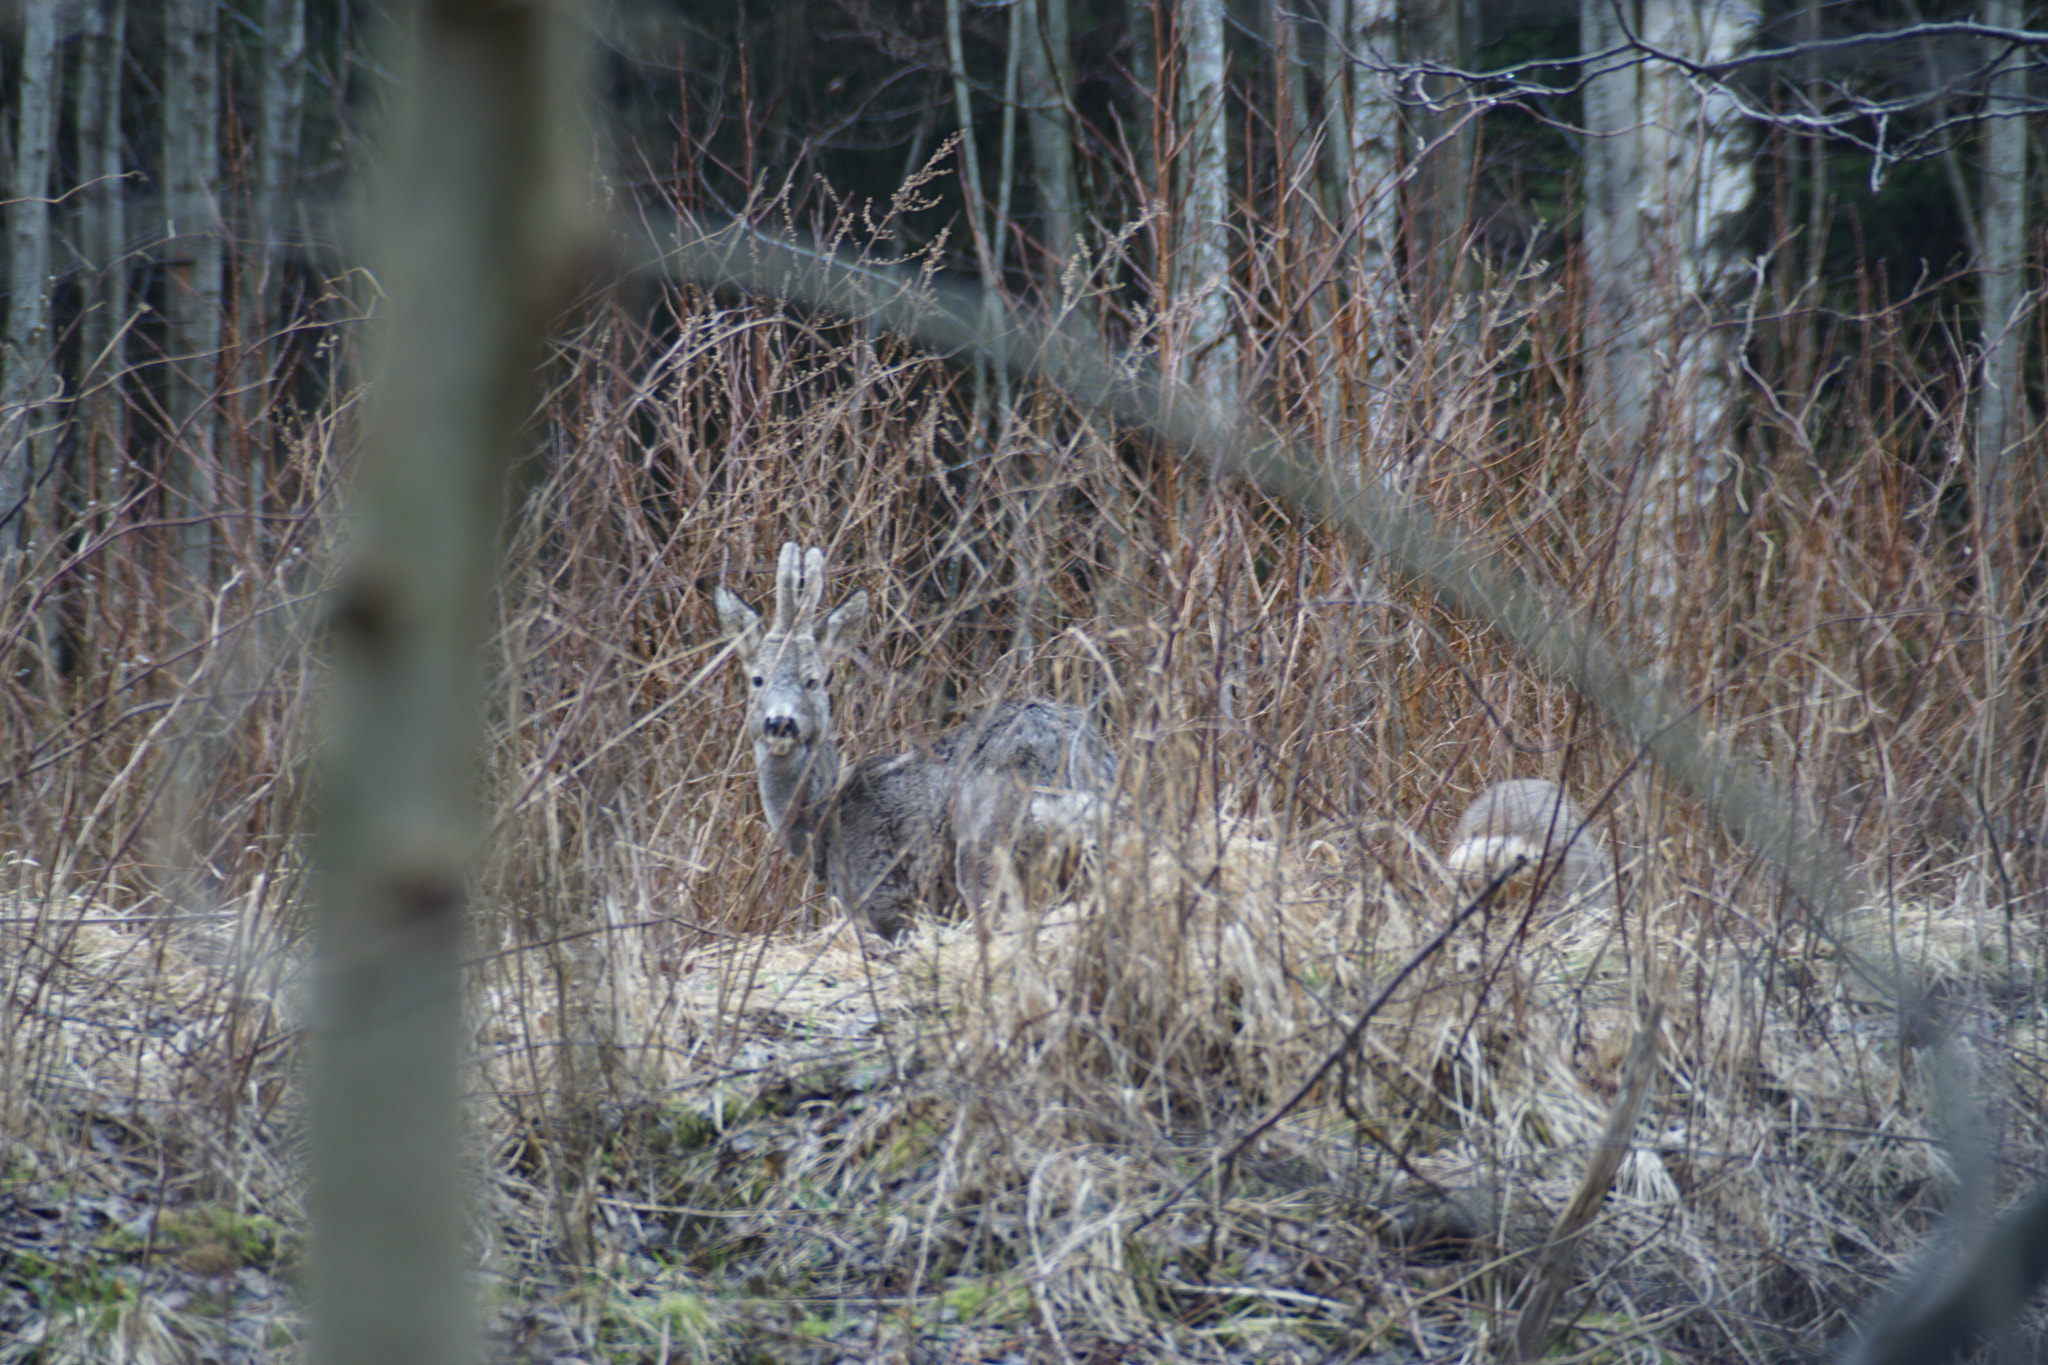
804;677;819;690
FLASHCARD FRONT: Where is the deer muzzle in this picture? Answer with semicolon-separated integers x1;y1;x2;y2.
761;713;802;757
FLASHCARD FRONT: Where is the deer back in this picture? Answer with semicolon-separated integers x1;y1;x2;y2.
940;698;1116;913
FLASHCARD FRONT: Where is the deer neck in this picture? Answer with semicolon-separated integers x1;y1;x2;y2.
756;732;840;861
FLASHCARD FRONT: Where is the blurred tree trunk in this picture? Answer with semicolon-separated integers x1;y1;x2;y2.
3;0;62;569
1021;0;1080;287
312;1;594;1361
1976;0;2028;816
76;0;129;519
164;0;224;588
1401;0;1471;307
1182;0;1237;414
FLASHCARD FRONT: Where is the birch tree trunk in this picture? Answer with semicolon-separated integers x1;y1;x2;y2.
1625;0;1755;646
1182;0;1238;414
164;0;225;587
3;0;62;565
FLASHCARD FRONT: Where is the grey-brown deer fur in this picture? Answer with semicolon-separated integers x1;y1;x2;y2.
715;543;1115;940
1445;778;1613;911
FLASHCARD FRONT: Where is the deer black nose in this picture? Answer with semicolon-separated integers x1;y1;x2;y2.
762;716;800;740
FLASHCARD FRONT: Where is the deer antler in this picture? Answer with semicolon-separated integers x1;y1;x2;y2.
794;547;827;631
771;542;802;634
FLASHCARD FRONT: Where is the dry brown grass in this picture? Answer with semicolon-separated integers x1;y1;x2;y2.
4;173;2046;1361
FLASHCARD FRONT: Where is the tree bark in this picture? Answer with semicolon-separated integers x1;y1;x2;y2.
1795;0;1824;393
1580;0;1647;471
946;0;1014;440
75;0;129;519
1976;1;2026;612
1402;0;1471;307
1182;0;1237;413
1020;0;1080;288
1976;0;2028;823
1127;0;1160;208
312;2;595;1362
164;0;225;588
947;0;998;301
3;0;63;565
1333;0;1401;447
1625;0;1755;644
1275;0;1314;216
254;0;309;452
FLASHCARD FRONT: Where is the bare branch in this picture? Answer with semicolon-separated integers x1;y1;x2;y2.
1335;14;2048;183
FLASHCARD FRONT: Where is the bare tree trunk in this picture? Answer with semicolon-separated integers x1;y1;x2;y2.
1977;3;2027;610
312;1;595;1361
76;0;130;520
1319;0;1354;229
3;0;63;568
1626;0;1755;645
1795;0;1824;393
164;0;224;589
1020;0;1080;287
1402;0;1471;307
997;0;1022;288
947;0;999;304
1182;0;1237;414
251;0;309;504
1976;0;2028;825
1337;0;1401;446
1580;0;1647;474
1275;0;1314;209
1127;0;1160;206
945;0;1014;448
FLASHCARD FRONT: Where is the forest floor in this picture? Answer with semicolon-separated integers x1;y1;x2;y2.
5;813;2039;1363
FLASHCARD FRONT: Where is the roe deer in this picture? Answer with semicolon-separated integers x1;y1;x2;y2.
714;543;1116;940
1445;779;1613;911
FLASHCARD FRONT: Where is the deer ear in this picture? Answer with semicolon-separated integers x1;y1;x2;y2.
819;589;869;656
713;585;765;659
